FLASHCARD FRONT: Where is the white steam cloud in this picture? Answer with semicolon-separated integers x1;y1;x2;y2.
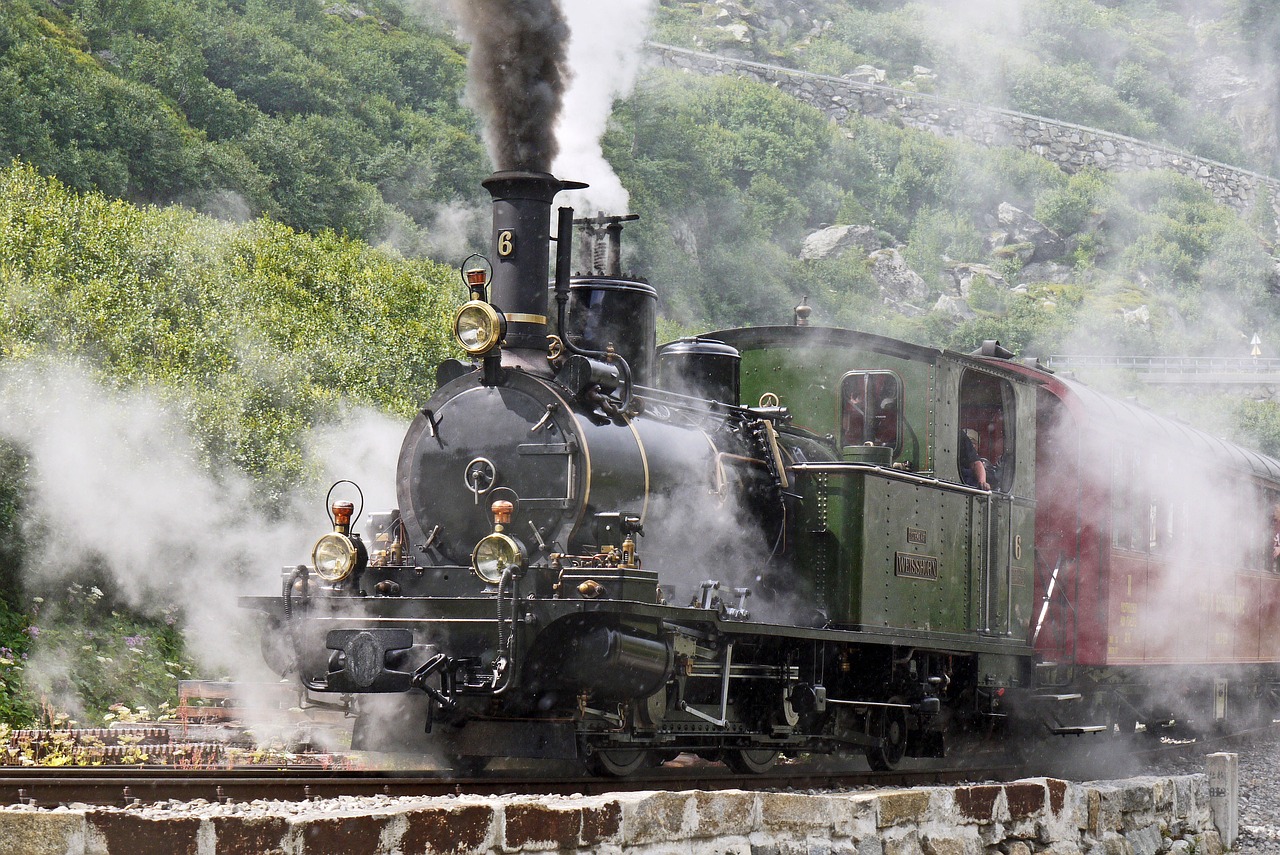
551;0;657;216
0;362;405;682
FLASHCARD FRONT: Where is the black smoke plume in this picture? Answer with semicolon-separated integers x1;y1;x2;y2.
450;0;570;173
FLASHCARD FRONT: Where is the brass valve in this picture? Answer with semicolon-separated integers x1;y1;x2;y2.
491;500;514;530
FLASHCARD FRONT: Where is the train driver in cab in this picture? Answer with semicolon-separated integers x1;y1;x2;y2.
959;428;991;491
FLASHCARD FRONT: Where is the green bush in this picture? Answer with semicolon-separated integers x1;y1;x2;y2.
0;0;488;244
0;160;457;489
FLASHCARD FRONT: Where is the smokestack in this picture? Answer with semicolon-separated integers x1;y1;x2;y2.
482;171;582;356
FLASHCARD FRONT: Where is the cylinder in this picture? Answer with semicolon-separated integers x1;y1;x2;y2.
564;627;673;700
482;171;563;354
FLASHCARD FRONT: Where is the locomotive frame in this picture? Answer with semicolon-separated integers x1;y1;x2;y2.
243;170;1280;775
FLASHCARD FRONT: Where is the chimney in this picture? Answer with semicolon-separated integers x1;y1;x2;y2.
481;171;575;357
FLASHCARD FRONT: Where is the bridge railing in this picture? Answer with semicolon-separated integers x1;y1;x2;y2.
1046;355;1280;374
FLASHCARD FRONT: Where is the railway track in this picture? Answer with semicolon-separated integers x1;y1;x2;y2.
0;761;1022;808
3;721;1269;809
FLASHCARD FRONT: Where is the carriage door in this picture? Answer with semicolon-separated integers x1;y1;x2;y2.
959;369;1019;635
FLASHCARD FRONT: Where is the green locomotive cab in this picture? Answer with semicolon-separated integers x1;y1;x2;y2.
716;326;1038;680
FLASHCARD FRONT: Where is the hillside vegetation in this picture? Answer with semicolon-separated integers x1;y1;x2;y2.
0;161;457;724
657;0;1280;175
1;0;487;245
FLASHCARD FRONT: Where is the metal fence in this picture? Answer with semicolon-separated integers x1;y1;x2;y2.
1045;355;1280;374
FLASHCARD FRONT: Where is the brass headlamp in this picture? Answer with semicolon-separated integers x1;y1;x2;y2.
453;300;505;356
472;500;526;584
454;260;504;356
312;500;361;583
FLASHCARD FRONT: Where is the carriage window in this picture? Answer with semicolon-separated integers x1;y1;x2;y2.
840;372;902;452
1268;490;1280;573
958;370;1015;492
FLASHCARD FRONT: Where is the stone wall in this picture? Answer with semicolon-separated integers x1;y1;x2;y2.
0;775;1225;855
648;43;1280;238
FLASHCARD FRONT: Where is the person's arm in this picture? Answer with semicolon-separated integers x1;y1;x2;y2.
972;459;990;491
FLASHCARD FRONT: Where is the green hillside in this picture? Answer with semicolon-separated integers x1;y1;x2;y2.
0;161;457;725
0;0;487;242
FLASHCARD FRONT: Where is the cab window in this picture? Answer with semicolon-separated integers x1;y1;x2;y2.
958;369;1015;492
840;372;902;452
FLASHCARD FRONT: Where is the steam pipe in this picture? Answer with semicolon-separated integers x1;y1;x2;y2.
552;206;635;412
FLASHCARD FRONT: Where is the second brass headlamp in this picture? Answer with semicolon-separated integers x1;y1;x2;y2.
453;300;505;356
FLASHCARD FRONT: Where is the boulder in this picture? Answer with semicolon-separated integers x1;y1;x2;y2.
996;203;1065;263
1122;305;1151;330
846;64;887;85
800;225;881;260
934;294;976;320
947;263;1007;298
1016;261;1075;285
868;248;929;314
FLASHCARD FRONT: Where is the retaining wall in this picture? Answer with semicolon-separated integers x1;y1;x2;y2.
0;774;1224;855
648;43;1280;238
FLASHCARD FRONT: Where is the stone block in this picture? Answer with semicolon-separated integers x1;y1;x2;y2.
1004;783;1046;820
622;791;695;846
1171;777;1194;819
1048;779;1068;815
502;801;582;851
210;815;289;855
920;831;981;855
1127;823;1162;855
830;794;878;838
86;812;200;855
882;829;922;855
0;810;85;855
695;790;757;838
1086;787;1123;835
877;791;930;828
760;793;834;834
856;837;884;855
953;785;1001;822
401;803;495;854
1197;830;1225;855
580;800;622;846
1089;831;1133;855
292;813;390;855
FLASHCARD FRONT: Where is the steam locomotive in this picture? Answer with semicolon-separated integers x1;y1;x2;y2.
244;170;1280;775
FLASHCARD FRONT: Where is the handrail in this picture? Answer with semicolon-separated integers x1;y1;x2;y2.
1046;355;1280;373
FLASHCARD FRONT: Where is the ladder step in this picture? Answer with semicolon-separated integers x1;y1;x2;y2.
1034;693;1083;702
1051;725;1109;735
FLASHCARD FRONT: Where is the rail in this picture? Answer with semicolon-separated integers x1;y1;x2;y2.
1046;355;1280;374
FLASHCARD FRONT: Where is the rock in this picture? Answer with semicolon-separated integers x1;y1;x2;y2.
934;294;976;320
868;248;929;314
996;203;1065;263
1017;261;1075;285
983;230;1010;253
800;225;882;260
947;263;1007;298
1122;305;1151;329
323;4;368;22
721;22;752;43
846;64;886;84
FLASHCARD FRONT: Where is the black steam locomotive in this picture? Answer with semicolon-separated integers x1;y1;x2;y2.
245;170;1280;775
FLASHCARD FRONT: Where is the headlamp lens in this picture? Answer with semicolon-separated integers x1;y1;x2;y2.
472;533;524;584
454;302;502;355
313;532;358;582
